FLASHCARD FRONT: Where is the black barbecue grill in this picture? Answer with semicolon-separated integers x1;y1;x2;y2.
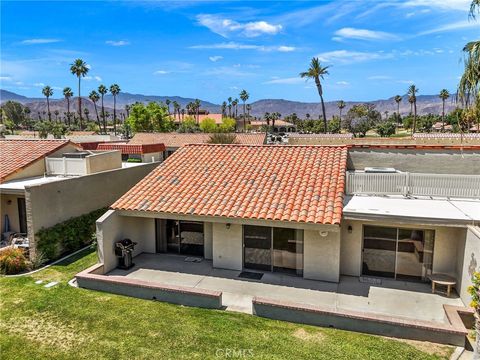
115;238;137;269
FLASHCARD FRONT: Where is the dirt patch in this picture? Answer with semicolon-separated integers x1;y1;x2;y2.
1;314;92;351
293;328;325;343
386;337;453;357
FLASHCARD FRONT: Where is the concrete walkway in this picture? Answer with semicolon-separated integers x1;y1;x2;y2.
108;253;464;323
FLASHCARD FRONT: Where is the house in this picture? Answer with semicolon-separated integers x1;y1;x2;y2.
0;139;160;259
96;142;166;163
77;143;480;345
432;122;453;132
129;132;266;157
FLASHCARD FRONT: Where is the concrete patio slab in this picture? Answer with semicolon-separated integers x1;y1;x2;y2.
107;253;464;323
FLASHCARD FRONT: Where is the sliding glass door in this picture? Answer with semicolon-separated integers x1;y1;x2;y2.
243;225;303;275
362;225;435;281
166;220;204;257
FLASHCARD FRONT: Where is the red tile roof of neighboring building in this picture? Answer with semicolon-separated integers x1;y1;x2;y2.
0;139;76;183
112;144;348;225
129;132;267;148
97;143;166;154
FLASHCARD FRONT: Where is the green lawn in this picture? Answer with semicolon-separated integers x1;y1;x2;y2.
0;249;452;360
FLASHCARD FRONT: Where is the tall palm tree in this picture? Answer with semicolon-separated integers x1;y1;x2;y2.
246;104;251;121
221;101;227;118
54;110;59;122
264;112;271;126
232;98;239;118
125;104;130;118
239;90;249;131
173;101;180;121
42;85;53;122
63;87;73;126
439;89;450;131
227;97;232;117
337;100;346;119
300;57;330;133
407;84;419;134
394;95;402;122
84;108;90;122
98;85;108;133
109;84;121;136
70;59;89;129
89;90;101;132
165;99;171;115
194;99;201;123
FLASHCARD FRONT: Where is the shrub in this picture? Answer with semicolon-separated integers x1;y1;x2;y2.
0;248;29;275
36;208;107;261
376;121;396;137
127;158;142;163
199;117;217;133
207;133;238;144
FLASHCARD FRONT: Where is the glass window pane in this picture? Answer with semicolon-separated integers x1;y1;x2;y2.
396;228;434;281
273;228;303;276
362;226;396;278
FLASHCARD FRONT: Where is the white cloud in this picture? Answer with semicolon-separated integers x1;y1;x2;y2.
209;55;223;62
402;0;470;11
106;40;130;46
196;14;282;37
0;76;12;81
264;77;304;85
203;66;254;77
418;20;478;35
153;70;169;75
21;38;61;45
33;82;45;87
367;75;392;80
84;75;102;82
317;50;392;64
334;27;400;41
94;76;102;81
190;42;295;52
336;81;350;86
397;79;415;84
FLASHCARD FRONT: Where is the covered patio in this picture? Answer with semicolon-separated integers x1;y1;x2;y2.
106;252;463;323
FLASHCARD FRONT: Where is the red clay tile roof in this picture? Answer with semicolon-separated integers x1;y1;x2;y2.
0;139;76;183
129;132;266;148
97;143;166;154
112;144;348;225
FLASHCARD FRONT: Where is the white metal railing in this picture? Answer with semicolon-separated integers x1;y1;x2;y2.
45;157;87;176
346;171;480;199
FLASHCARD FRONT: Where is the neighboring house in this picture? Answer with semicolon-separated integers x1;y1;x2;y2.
129;132;267;157
0;139;159;259
432;122;453;132
96;143;166;163
249;120;297;133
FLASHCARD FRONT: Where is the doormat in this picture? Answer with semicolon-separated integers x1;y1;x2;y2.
239;271;263;280
359;276;382;285
184;257;203;263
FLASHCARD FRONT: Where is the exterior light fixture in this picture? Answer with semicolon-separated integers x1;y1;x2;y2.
348;225;353;234
226;223;231;229
319;230;328;237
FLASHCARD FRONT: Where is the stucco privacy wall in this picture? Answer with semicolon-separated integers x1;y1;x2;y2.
25;162;158;258
457;226;480;305
86;151;122;174
212;222;243;271
97;210;155;272
347;148;480;175
304;230;341;282
340;220;467;278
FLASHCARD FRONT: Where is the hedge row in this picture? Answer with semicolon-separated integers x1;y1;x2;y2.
36;208;107;261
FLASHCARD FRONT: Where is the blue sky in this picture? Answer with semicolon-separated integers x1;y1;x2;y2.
1;0;478;103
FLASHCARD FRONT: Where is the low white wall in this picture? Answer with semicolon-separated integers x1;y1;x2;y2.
204;222;213;260
458;226;480;305
97;210;155;273
141;152;163;163
212;222;242;271
304;230;341;282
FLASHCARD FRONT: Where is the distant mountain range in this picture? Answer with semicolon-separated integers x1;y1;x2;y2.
0;89;457;119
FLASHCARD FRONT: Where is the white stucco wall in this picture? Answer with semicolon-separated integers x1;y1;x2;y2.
304;229;341;282
339;220;467;279
97;210;155;273
457;226;480;305
204;222;213;260
212;222;242;271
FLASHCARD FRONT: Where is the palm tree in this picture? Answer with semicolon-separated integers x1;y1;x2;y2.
394;95;402;123
42;85;53;122
439;89;450;131
54;110;59;122
246;104;251;121
300;57;330;133
70;59;89;129
109;84;121;136
98;85;108;133
264;112;271;127
89;90;101;132
227;97;232;117
233;98;239;118
407;84;419;134
63;87;73;126
194;99;201;123
305;113;311;120
239;90;249;131
221;101;227;118
165;99;171;115
84;108;90;122
337;100;346;119
125;104;130;118
173;101;180;121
